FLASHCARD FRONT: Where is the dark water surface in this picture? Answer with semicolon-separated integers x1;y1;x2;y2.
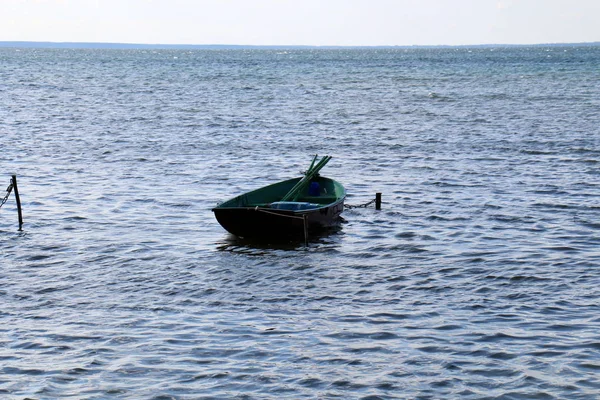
1;46;600;399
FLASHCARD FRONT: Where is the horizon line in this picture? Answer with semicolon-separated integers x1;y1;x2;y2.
1;40;599;50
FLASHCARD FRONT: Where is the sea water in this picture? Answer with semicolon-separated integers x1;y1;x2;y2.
1;46;600;398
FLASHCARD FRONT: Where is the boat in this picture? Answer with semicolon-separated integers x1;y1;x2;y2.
212;156;345;240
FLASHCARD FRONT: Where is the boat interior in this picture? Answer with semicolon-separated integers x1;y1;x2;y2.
216;176;344;209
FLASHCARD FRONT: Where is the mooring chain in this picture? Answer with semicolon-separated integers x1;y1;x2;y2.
0;180;14;209
344;199;377;209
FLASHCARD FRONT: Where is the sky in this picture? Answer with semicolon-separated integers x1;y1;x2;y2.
1;0;599;46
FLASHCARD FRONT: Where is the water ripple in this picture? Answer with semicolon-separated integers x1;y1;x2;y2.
1;46;600;399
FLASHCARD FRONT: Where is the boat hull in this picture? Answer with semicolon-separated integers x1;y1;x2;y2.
213;199;344;240
212;176;346;240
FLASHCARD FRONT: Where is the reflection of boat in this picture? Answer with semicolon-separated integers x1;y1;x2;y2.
212;156;345;240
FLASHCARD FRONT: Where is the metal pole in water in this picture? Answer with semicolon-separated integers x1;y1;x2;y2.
375;192;382;210
11;175;23;230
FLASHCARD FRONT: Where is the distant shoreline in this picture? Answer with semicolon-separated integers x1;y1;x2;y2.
1;41;599;50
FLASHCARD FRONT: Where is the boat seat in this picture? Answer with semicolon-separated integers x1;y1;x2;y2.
296;195;338;204
270;201;321;211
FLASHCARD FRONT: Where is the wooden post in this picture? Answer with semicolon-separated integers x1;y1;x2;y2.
11;175;23;230
375;192;382;210
303;214;308;247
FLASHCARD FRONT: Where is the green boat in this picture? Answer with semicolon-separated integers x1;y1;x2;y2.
212;156;346;240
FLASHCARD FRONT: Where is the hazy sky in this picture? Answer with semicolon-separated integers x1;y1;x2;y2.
1;0;599;46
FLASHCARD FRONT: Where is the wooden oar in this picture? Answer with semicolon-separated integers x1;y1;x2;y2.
307;154;318;172
282;156;331;201
281;158;327;202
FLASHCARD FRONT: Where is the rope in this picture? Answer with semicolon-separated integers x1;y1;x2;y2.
0;180;13;210
255;207;306;220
